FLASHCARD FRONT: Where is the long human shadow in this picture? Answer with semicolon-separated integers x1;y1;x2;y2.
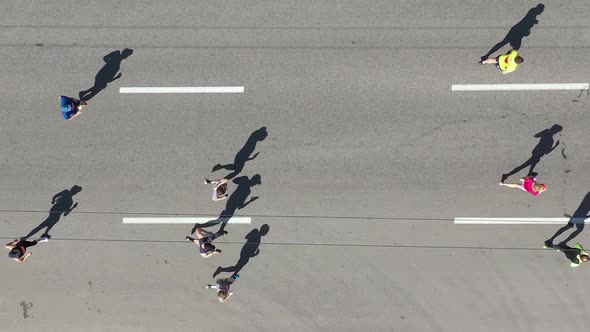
23;185;82;239
501;124;562;183
213;224;270;277
212;127;267;179
481;4;545;60
191;175;262;234
79;48;134;101
546;192;590;245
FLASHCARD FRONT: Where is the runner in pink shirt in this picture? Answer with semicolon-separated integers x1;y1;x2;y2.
499;176;546;196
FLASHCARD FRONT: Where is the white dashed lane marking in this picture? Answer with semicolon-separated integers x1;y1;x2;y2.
123;217;251;224
454;217;589;225
120;87;244;93
452;83;589;91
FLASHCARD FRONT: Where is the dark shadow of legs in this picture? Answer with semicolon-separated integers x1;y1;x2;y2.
213;224;270;277
482;4;545;60
23;185;82;239
501;156;540;182
79;48;133;101
547;223;584;245
546;191;590;245
211;127;267;179
191;175;261;234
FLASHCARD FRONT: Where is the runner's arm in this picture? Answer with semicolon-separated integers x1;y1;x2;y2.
17;252;32;263
66;109;84;121
212;195;228;201
196;228;207;238
219;291;233;302
5;239;20;249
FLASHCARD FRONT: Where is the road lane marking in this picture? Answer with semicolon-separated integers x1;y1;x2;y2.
123;217;251;224
120;87;244;93
452;83;589;91
454;217;589;225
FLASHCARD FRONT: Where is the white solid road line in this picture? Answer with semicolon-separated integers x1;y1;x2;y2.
454;217;590;225
122;217;251;224
120;87;244;93
451;83;589;91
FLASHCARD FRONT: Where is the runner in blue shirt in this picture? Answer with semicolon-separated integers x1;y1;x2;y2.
60;96;87;120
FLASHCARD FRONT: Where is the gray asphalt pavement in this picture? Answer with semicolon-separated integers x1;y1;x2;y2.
2;1;590;331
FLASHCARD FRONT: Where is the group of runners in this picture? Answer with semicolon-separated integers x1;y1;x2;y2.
4;176;243;302
182;178;243;302
4;6;587;311
498;175;588;267
482;43;588;267
186;226;238;302
475;6;588;266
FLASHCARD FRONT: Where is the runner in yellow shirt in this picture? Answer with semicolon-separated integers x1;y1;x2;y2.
479;49;524;74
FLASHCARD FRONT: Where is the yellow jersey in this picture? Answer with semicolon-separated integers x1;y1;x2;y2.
498;49;519;73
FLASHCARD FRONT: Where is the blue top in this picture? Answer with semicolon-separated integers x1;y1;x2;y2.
60;96;77;120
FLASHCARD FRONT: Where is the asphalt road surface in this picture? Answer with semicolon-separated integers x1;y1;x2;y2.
2;1;590;331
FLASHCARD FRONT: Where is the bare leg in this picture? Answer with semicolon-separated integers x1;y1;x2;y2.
499;183;524;190
185;236;199;244
205;179;223;186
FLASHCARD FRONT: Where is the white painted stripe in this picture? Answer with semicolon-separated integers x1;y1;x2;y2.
454;217;589;225
452;83;589;91
122;217;251;224
120;87;244;94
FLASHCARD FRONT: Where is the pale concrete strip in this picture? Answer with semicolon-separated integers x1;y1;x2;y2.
454;217;589;225
123;217;251;224
451;83;589;91
120;87;244;93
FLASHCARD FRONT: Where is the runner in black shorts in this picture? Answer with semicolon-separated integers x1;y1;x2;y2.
205;274;240;302
5;237;49;263
186;228;227;258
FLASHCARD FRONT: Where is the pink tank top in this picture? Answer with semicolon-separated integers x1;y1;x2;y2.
523;177;539;196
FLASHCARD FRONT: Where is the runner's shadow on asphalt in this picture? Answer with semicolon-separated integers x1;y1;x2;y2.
481;4;545;60
212;127;267;180
213;224;270;277
546;191;590;245
79;48;134;101
23;185;82;240
191;175;262;234
501;124;562;183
